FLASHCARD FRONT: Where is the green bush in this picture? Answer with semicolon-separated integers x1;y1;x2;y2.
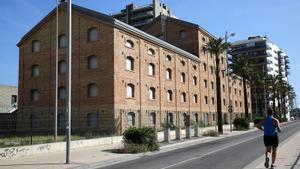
278;117;288;123
233;117;250;130
123;127;159;152
202;129;219;137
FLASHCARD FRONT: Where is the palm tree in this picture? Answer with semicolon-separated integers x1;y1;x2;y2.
265;74;280;115
205;37;230;134
230;55;256;119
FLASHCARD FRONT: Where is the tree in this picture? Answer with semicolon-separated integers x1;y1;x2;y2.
205;38;230;134
230;55;255;119
265;74;280;115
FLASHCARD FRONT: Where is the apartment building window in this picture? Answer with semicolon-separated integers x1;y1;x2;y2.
11;95;17;104
204;79;208;88
213;114;216;121
149;87;156;100
193;94;198;103
193;76;197;85
148;63;155;76
179;30;187;39
180;73;186;83
203;63;207;71
126;56;134;71
31;40;40;53
88;55;98;69
87;27;98;42
88;83;98;97
181;92;186;102
166;68;172;80
183;113;188;127
204;96;208;104
211;81;214;89
212;97;215;105
31;89;39;101
87;113;97;127
126;84;134;98
167;90;173;101
202;37;206;42
148;48;155;56
58;34;67;48
125;40;134;48
58;60;67;74
210;66;214;74
149;112;156;126
166;55;172;61
58;87;66;100
195;113;199;124
31;65;40;77
127;112;135;126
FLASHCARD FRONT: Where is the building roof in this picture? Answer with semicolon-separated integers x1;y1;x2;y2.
142;15;216;39
17;3;200;62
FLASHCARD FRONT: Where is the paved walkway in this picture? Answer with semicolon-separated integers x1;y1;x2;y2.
244;129;300;169
0;129;251;169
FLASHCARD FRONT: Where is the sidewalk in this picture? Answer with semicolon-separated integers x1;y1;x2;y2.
0;129;255;169
244;130;300;169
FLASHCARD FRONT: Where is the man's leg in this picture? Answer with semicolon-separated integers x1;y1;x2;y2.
265;146;271;168
271;147;277;165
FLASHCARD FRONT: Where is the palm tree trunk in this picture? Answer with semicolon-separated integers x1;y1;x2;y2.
242;78;249;118
272;91;276;113
215;54;223;134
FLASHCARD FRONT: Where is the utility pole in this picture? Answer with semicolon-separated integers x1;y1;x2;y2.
66;0;72;164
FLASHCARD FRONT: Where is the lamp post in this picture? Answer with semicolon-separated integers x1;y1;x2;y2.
66;0;72;164
225;31;235;132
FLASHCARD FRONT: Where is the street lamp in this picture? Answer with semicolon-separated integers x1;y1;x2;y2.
225;31;235;132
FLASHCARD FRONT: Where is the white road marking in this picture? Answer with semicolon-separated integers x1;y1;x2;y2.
161;134;263;169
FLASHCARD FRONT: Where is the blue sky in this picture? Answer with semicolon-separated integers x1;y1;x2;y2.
0;0;299;107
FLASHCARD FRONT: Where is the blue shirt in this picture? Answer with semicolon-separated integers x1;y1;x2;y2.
263;115;277;136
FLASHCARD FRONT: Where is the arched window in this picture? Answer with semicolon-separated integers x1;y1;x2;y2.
148;63;155;76
58;34;67;48
126;56;134;71
166;68;172;80
127;112;135;126
179;30;187;39
181;92;186;102
149;112;156;126
88;83;98;97
58;87;66;100
222;85;225;92
167;90;173;101
195;113;199;124
88;55;98;69
87;113;97;127
183;113;188;127
193;94;198;103
193;76;197;85
204;79;208;88
148;48;155;55
126;83;134;98
211;81;214;89
58;60;67;74
31;65;40;77
31;89;39;101
166;55;172;61
210;66;214;74
57;113;65;128
125;40;134;48
204;96;208;104
180;60;185;66
181;72;186;83
87;28;98;42
30;114;38;128
203;63;207;71
211;97;215;105
167;113;174;127
193;65;197;70
149;87;156;100
31;40;40;53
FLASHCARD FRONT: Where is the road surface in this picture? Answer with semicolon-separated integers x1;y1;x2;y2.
100;120;300;169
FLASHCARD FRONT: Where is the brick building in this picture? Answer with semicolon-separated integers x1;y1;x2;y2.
16;3;251;134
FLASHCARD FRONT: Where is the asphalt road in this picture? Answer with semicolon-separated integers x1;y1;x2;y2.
100;120;300;169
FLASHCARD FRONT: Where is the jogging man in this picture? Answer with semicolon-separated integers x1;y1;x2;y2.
257;108;282;168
